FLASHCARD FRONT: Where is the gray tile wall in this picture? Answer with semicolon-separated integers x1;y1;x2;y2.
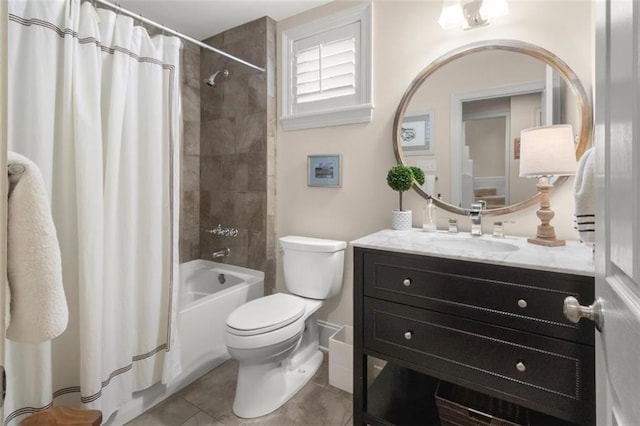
199;17;277;294
180;42;201;262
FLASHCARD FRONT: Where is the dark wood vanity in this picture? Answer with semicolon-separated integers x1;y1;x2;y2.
353;242;595;426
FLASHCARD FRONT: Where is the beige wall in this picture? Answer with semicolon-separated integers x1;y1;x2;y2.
276;0;593;327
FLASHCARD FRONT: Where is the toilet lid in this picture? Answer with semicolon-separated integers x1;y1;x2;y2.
226;293;306;336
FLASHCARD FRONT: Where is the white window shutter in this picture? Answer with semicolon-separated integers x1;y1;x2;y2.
294;35;356;105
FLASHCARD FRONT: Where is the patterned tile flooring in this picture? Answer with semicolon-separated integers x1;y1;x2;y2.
126;356;353;426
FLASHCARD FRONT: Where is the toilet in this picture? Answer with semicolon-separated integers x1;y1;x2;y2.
224;235;347;418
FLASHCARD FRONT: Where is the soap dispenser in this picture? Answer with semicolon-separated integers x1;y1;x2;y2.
422;196;436;232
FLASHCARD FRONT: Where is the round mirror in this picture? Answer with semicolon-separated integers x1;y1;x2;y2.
393;40;592;216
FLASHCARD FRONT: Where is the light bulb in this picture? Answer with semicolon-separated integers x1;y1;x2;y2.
438;0;465;30
479;0;509;20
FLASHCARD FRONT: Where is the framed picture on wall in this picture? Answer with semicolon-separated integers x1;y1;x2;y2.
401;112;434;156
308;155;342;187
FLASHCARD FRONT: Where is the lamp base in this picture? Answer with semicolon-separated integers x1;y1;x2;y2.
527;179;566;248
527;237;566;247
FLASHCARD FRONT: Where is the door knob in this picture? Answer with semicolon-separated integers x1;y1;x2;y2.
563;296;603;331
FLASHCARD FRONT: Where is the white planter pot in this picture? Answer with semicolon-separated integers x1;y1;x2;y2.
391;210;412;231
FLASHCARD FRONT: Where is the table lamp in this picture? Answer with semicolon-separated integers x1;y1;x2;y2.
519;124;576;247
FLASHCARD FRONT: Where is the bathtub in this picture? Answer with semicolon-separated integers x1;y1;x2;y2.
105;259;263;425
178;259;264;374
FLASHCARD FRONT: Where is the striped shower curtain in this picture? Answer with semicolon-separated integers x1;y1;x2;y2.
5;0;181;423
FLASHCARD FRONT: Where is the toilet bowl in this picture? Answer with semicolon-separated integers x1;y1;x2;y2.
225;294;323;418
224;236;346;419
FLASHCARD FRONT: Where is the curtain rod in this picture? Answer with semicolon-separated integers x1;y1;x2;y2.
93;0;265;73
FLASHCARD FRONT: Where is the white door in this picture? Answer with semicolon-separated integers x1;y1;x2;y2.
593;0;640;424
0;0;9;420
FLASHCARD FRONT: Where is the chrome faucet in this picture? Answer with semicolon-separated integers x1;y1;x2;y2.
469;201;486;237
212;248;231;259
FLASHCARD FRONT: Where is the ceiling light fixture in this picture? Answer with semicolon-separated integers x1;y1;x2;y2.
438;0;509;30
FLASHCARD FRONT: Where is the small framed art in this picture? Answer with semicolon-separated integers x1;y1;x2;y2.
401;112;434;156
308;155;342;187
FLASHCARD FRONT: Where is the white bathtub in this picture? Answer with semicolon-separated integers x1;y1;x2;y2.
178;259;264;374
105;259;263;425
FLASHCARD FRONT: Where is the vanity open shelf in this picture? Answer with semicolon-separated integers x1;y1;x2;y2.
365;363;577;426
352;231;595;426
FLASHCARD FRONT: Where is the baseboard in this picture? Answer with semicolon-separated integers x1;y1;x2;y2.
317;320;342;352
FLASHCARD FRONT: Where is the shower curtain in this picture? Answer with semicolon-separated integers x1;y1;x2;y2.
5;0;181;423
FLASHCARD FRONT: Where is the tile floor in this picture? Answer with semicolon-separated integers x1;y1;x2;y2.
126;356;353;426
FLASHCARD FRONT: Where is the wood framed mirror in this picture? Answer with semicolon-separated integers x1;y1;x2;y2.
393;39;592;216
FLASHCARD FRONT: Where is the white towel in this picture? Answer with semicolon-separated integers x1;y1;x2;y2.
574;147;595;247
6;152;68;343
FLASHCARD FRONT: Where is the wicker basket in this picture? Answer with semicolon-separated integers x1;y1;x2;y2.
435;381;529;426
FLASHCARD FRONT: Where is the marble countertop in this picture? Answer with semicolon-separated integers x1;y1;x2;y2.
351;229;595;277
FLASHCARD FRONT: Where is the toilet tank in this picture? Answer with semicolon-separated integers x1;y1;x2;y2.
279;236;347;300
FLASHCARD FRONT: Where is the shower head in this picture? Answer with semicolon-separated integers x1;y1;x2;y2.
204;69;229;87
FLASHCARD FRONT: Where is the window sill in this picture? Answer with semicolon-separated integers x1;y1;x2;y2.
281;103;374;131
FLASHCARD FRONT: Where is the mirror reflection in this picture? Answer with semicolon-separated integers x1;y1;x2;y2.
393;41;591;216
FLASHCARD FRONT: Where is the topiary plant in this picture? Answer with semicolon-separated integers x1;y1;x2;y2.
386;165;424;211
409;166;425;187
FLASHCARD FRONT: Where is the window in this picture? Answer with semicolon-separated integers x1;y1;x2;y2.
281;3;373;131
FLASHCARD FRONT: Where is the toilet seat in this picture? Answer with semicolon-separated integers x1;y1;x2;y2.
226;293;305;336
225;316;305;351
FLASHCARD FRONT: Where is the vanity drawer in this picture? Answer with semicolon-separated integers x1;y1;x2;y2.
364;298;594;425
363;250;594;345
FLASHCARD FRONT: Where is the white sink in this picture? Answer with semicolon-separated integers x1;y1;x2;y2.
433;237;519;252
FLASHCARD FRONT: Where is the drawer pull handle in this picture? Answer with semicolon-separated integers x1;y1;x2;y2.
403;278;412;287
516;362;526;372
517;299;528;309
404;331;413;340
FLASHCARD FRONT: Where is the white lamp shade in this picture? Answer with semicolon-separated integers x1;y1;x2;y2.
519;124;577;177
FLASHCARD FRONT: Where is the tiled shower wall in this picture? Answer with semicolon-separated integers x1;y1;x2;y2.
180;42;201;261
198;17;277;294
